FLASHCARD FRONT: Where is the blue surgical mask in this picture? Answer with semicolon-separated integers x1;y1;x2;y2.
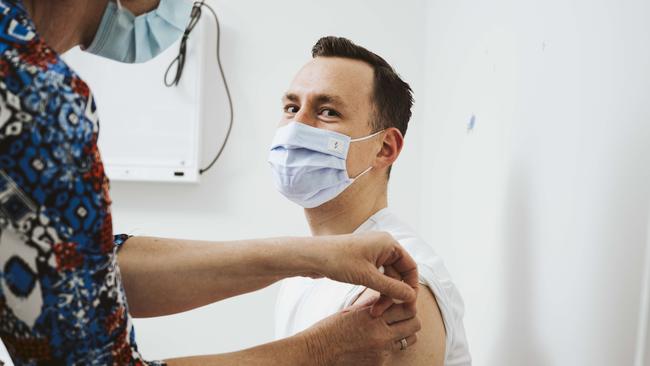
85;0;193;63
268;122;384;208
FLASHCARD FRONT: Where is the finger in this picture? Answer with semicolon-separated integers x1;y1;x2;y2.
395;262;419;315
390;334;418;352
370;294;394;317
388;316;422;341
370;265;401;317
342;291;378;314
404;297;418;314
382;303;417;325
363;265;416;305
383;265;402;284
383;265;414;305
383;246;420;296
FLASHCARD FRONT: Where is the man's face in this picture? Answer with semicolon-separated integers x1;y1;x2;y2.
280;57;383;178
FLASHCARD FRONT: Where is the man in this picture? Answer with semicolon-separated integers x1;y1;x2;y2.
270;36;472;365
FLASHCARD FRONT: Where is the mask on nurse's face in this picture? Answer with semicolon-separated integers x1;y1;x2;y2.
85;0;192;63
267;122;384;208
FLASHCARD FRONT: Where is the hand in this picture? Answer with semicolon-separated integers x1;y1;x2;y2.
300;302;422;366
308;231;419;317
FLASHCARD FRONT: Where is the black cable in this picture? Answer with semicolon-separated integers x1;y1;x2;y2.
164;0;203;87
165;0;234;175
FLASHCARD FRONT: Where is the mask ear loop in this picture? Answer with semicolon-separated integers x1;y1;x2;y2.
350;165;374;181
349;129;386;180
350;129;386;143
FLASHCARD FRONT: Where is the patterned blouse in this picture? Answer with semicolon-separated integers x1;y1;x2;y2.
0;0;162;364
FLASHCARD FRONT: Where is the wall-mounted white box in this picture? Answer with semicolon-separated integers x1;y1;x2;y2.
63;21;207;184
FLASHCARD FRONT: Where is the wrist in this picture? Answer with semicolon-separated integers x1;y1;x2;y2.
242;237;317;280
298;326;333;366
277;236;328;279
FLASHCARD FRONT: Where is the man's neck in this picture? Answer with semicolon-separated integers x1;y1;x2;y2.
305;180;388;236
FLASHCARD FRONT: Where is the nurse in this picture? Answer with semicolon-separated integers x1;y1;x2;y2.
0;0;421;365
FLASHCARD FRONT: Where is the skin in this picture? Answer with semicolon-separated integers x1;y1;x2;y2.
119;233;418;318
21;0;160;53
281;57;402;237
120;234;424;366
281;56;447;364
16;1;424;365
354;286;447;365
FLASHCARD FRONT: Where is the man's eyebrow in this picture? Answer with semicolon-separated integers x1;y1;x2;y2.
282;93;299;103
282;92;347;109
314;94;347;109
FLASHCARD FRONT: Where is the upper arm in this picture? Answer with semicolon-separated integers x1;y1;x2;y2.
352;284;446;366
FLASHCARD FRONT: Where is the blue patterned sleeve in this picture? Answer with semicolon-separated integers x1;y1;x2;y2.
114;233;133;251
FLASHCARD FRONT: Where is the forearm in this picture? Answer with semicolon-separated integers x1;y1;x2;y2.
117;236;321;317
165;333;327;366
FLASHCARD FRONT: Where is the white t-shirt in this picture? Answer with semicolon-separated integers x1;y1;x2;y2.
275;208;472;365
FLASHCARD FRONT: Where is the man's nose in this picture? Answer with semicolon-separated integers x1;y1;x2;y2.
294;106;319;128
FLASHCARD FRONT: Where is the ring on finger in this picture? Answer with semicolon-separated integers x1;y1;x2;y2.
399;338;408;351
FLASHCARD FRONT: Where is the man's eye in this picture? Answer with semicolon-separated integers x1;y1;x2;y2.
320;109;340;118
284;105;299;114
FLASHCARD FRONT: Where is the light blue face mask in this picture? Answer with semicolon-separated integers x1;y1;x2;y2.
85;0;193;63
268;122;384;209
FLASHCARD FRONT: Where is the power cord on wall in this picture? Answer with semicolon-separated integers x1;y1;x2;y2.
165;0;234;175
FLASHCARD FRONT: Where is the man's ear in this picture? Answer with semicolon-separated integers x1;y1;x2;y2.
374;127;404;169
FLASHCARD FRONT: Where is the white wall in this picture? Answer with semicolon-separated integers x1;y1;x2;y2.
421;0;650;365
105;0;428;360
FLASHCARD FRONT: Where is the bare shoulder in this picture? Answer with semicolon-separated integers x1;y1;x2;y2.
353;284;446;366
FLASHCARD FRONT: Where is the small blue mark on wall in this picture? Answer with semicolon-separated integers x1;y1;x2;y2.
467;114;476;133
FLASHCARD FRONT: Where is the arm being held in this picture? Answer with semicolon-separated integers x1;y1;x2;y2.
352;284;447;366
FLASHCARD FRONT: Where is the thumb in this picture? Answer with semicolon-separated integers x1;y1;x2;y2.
341;294;377;314
362;266;416;305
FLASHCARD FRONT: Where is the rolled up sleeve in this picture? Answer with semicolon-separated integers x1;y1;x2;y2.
114;234;133;251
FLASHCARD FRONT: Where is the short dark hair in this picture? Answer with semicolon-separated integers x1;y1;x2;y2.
311;36;414;138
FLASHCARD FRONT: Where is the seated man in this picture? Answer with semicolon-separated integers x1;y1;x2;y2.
269;36;472;365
